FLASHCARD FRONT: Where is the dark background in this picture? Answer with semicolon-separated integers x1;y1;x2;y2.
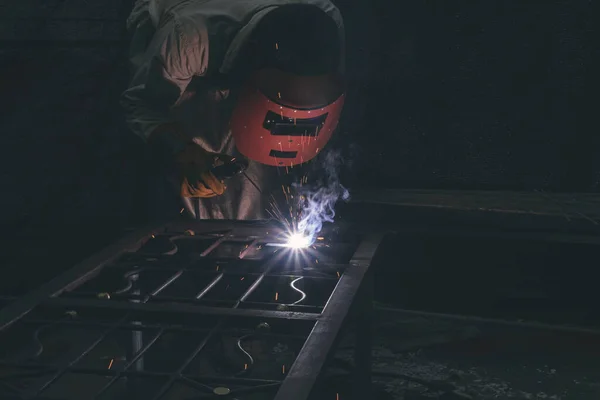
0;1;594;287
337;1;593;192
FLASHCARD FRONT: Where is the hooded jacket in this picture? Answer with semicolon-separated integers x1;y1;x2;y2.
122;0;345;220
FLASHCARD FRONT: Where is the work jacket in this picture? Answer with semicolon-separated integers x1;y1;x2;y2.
122;0;345;220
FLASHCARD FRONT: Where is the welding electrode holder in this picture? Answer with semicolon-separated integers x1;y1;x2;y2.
211;157;250;181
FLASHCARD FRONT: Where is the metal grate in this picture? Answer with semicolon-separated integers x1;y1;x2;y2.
0;220;383;400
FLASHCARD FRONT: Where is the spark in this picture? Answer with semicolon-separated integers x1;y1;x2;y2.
282;185;288;201
107;358;114;369
275;292;279;301
282;364;286;374
266;160;344;250
180;208;184;214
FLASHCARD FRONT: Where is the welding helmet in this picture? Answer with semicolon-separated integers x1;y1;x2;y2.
230;5;345;167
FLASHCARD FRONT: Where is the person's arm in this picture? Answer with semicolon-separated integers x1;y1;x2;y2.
121;15;209;153
121;17;231;198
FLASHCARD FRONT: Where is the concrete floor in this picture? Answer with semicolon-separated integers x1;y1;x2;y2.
360;311;600;400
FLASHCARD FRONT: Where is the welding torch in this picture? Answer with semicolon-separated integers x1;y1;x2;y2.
211;157;262;194
212;157;293;234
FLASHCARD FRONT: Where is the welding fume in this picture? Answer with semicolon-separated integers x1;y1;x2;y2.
122;0;349;241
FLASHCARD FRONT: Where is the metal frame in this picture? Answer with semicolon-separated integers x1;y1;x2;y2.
0;220;384;400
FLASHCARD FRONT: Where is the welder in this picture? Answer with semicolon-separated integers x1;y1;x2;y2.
122;0;346;220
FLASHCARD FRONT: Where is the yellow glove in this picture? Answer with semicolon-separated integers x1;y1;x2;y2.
148;124;233;199
176;143;234;198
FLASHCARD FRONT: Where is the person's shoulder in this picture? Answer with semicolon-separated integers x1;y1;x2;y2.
156;11;209;76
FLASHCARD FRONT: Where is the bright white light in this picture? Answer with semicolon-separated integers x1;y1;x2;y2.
285;233;312;249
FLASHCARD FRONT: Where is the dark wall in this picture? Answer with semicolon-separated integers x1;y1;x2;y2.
0;0;140;286
336;1;593;192
0;0;141;230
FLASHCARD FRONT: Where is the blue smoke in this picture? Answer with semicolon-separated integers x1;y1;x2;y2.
294;150;349;244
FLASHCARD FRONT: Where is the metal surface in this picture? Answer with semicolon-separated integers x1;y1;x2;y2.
0;220;383;400
350;189;600;222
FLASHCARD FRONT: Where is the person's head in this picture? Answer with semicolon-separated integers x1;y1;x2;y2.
230;5;346;167
245;4;341;75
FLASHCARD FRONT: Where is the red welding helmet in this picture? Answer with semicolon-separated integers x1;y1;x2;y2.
230;68;345;167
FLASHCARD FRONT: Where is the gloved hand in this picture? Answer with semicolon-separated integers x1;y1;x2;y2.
176;143;234;198
148;124;233;198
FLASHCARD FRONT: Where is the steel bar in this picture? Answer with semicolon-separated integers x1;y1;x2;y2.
147;326;219;400
200;235;230;257
94;328;166;397
274;233;384;400
43;295;320;321
178;376;214;392
352;268;374;400
149;270;184;297
0;221;164;331
195;274;224;300
238;238;260;259
350;189;600;220
354;223;600;246
149;244;288;400
0;363;283;385
374;306;600;335
33;315;130;397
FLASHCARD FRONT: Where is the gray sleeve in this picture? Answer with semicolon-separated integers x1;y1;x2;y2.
121;16;209;141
